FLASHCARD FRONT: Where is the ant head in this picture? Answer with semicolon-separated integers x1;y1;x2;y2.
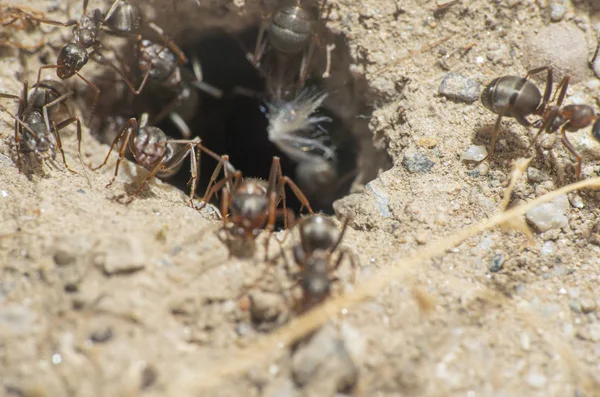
299;214;338;254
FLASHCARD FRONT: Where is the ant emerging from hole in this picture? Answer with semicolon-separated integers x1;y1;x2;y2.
31;0;156;125
132;23;223;137
198;155;315;256
251;0;331;96
91;112;220;205
284;214;356;313
0;80;82;173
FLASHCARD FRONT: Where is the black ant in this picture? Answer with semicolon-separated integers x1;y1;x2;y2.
132;23;222;137
199;155;314;255
91;112;220;205
0;80;82;172
287;214;355;313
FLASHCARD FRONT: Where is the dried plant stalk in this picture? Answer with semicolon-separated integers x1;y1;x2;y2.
171;176;600;394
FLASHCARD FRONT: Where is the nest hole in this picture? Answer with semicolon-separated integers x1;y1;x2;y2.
91;3;390;215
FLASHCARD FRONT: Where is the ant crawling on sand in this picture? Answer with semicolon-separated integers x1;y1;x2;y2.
198;155;314;255
91;112;220;205
481;62;600;178
285;214;356;313
479;66;556;161
31;0;156;124
0;80;82;173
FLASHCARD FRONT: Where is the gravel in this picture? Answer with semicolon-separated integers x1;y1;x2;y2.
438;73;481;103
402;150;435;173
292;325;358;395
525;195;570;232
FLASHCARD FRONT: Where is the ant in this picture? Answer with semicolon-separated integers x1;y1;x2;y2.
199;155;315;255
252;0;330;96
0;80;82;173
286;214;356;313
480;66;555;161
31;0;154;124
91;112;220;205
133;23;222;137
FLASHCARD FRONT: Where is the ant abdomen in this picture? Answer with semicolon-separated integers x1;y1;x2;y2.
268;5;316;55
56;44;89;78
481;76;542;120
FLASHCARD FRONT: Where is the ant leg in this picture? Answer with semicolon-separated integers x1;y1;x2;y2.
92;49;152;96
50;120;76;173
91;118;136;185
279;175;314;215
551;76;570;107
32;65;62;103
263;190;280;260
560;124;583;179
524;66;553;111
330;216;351;253
53;117;83;172
148;22;188;64
74;71;101;126
331;249;356;284
130;157;167;198
591;37;600;68
101;0;121;25
253;16;269;66
41;90;73;136
267;157;289;228
190;55;223;98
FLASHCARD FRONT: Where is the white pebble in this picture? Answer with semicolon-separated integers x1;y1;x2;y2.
527;372;547;388
525;195;569;232
462;145;488;162
541;241;555;255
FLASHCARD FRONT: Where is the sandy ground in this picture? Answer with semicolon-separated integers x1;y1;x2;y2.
3;0;600;396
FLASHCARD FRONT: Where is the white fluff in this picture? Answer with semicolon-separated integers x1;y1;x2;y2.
265;89;336;163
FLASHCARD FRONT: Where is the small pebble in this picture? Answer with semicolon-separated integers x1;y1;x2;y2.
489;253;505;272
438;73;481;103
580;298;597;314
402;150;434;173
95;236;146;275
541;241;555;256
249;291;287;330
525;195;569;232
53;249;75;266
527;167;550;184
526;372;547;388
415;232;428;245
292;325;358;394
550;3;566;22
462;145;488;162
568;194;585;209
417;137;438;148
90;327;113;343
